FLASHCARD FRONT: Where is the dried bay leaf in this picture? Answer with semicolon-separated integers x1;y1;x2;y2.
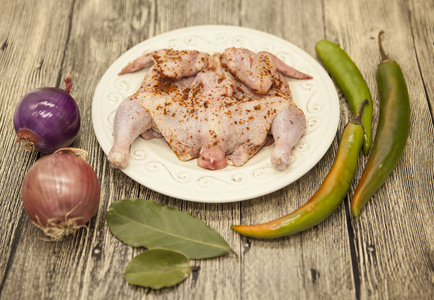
106;199;230;259
125;248;195;289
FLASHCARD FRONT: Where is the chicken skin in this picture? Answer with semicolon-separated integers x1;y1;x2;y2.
221;47;312;94
108;48;311;171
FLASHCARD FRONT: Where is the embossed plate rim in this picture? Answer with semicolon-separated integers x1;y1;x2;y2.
92;25;340;203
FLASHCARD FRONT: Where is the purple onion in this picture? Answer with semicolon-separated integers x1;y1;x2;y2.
13;77;80;154
21;148;100;240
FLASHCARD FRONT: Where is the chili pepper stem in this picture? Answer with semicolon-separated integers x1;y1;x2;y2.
353;99;368;124
348;99;368;131
356;99;368;118
378;31;391;63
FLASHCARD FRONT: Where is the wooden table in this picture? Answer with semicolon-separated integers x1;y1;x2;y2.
1;0;433;299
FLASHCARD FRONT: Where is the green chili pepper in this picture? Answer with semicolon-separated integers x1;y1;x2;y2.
315;40;373;156
231;100;368;239
351;31;410;217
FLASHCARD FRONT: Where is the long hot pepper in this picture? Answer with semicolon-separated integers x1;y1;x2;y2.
351;31;410;217
232;100;368;239
315;40;373;156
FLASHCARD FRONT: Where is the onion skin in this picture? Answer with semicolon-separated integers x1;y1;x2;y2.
13;77;80;154
21;148;100;240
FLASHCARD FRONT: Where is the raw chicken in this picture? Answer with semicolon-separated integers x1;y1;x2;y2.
221;47;312;94
108;48;311;171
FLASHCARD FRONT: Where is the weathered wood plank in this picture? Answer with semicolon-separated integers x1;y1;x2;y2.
0;0;432;299
237;0;358;299
71;0;243;299
408;0;434;117
0;0;145;299
0;1;78;298
141;1;244;299
323;0;434;299
46;0;153;299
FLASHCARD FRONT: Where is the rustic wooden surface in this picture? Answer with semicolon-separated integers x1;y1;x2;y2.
0;0;433;299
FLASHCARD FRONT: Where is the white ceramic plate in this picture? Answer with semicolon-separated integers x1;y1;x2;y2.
92;25;340;203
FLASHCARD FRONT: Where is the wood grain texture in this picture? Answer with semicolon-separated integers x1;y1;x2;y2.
237;1;357;299
408;0;434;116
322;0;434;299
0;0;432;299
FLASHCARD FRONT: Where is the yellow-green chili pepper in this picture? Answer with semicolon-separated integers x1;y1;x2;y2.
351;31;410;217
232;100;368;239
315;40;373;156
